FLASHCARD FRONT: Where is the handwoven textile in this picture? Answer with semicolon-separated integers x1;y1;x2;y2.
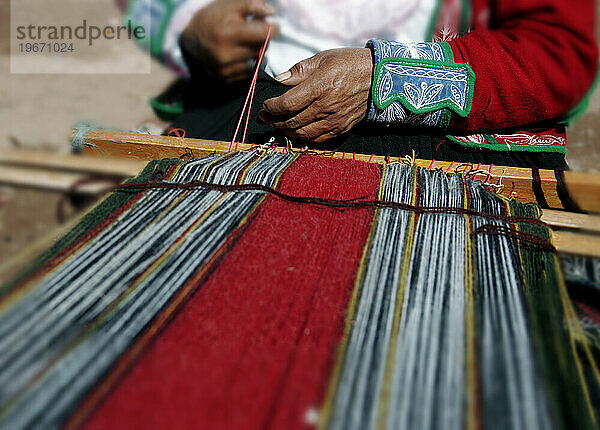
0;151;597;429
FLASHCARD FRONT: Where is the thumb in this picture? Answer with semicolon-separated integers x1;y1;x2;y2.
241;0;276;17
275;56;320;86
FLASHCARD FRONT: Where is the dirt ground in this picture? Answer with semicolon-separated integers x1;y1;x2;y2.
0;0;599;268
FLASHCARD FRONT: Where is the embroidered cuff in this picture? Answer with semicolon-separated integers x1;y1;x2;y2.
366;40;475;128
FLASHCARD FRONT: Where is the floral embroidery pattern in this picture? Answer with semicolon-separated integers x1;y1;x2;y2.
367;40;474;127
375;62;471;114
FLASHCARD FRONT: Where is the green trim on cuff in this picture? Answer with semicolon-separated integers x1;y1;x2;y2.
372;57;475;117
439;109;452;129
440;42;455;62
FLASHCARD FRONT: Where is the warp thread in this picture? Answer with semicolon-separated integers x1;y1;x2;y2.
2;153;594;430
0;151;296;429
324;166;571;430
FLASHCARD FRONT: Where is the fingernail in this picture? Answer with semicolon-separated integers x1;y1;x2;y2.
263;3;276;14
275;71;291;82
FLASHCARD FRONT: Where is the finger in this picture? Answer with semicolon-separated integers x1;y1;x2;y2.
241;0;276;17
232;20;280;45
259;104;325;130
275;55;321;86
217;46;260;66
283;119;335;141
313;131;343;143
221;61;252;79
262;84;318;116
225;71;251;83
311;118;360;143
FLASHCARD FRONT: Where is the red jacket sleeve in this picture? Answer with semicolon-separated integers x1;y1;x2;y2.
449;0;598;131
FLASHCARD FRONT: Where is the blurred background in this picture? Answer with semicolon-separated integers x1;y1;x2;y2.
0;0;599;268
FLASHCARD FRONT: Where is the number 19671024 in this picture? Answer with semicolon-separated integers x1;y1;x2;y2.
18;43;74;53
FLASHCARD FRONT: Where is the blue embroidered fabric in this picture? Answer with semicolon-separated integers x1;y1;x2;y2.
366;40;474;128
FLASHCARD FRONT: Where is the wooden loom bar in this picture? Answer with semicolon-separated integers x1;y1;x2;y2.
72;128;600;257
77;129;600;213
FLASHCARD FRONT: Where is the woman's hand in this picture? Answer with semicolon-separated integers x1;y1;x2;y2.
180;0;279;83
259;48;373;143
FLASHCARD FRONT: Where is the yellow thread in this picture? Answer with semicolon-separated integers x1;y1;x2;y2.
374;164;418;430
464;183;477;430
199;152;231;182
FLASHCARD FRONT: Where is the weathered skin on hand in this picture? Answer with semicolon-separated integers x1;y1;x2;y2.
260;48;373;143
181;0;280;83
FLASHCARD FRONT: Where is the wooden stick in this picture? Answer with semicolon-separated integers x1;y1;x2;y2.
76;129;600;213
542;210;600;234
0;166;116;194
553;231;600;258
0;150;145;177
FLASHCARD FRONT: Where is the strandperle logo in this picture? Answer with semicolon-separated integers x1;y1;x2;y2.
15;20;147;46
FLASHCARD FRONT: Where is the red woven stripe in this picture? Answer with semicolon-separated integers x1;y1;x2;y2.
84;156;381;430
